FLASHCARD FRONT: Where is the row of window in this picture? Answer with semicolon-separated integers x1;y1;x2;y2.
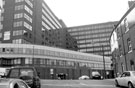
70;29;112;36
42;3;62;28
24;0;33;8
77;38;109;44
14;13;33;23
15;0;33;9
12;39;30;44
68;25;113;32
119;38;132;56
0;47;107;62
24;21;32;30
13;21;32;31
42;9;56;29
42;21;51;30
75;34;110;40
116;18;129;39
1;58;110;69
78;43;109;48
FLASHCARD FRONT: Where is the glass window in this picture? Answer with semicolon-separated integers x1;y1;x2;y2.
14;13;23;19
124;18;129;32
13;30;23;36
14;59;21;64
25;58;32;64
9;69;19;78
24;5;33;15
15;0;24;3
127;38;132;52
24;13;32;23
14;21;23;27
4;31;10;40
24;21;32;30
15;5;24;10
25;0;33;8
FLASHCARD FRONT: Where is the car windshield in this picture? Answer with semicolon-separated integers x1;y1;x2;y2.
20;69;34;77
9;68;34;78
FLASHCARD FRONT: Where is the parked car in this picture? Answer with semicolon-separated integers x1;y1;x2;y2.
6;66;41;88
91;71;103;79
115;71;135;88
79;75;89;80
0;78;30;88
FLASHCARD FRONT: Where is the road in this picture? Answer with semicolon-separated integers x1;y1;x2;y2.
41;79;120;88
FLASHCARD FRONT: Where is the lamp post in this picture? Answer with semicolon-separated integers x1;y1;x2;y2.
101;45;106;79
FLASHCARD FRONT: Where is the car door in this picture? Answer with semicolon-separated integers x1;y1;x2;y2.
117;72;126;86
122;72;131;87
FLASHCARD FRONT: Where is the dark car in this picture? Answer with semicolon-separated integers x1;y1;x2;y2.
91;71;103;79
6;66;41;88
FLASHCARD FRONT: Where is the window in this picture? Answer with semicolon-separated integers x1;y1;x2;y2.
117;27;120;39
0;33;2;38
15;5;24;10
4;31;10;40
14;59;21;64
42;21;51;30
24;13;32;23
13;21;23;27
15;0;24;3
124;18;129;32
127;38;132;52
25;58;32;64
12;39;22;44
24;5;33;15
13;30;23;36
0;24;3;30
24;21;32;30
0;16;4;21
119;45;122;56
14;13;23;19
25;0;33;8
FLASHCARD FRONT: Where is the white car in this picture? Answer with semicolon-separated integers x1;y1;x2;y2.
0;78;30;88
115;71;135;88
79;75;89;80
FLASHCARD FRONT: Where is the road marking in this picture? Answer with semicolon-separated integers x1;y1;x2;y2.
79;82;114;87
42;83;114;87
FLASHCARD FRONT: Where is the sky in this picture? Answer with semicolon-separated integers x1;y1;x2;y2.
45;0;129;27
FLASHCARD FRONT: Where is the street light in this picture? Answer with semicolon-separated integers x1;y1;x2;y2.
101;45;106;79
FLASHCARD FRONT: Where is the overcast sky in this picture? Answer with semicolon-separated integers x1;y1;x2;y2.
45;0;129;27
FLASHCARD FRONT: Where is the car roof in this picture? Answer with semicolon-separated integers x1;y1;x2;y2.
11;66;34;69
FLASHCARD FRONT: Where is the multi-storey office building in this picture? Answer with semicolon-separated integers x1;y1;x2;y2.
67;21;118;57
110;2;135;75
0;0;76;49
0;43;112;79
53;28;77;51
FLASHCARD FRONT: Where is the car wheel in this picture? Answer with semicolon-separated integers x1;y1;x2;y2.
115;80;120;87
128;82;134;88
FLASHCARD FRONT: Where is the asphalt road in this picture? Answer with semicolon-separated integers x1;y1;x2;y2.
41;79;121;88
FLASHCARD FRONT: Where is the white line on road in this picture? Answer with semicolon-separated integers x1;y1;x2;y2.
42;83;114;87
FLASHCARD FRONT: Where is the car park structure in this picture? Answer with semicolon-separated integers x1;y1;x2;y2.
0;43;112;79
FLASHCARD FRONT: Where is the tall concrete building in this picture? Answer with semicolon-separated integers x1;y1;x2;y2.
67;21;118;57
0;0;77;50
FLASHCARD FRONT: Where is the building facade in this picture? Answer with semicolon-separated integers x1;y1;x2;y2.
110;2;135;75
67;21;118;57
0;43;112;79
0;0;77;50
